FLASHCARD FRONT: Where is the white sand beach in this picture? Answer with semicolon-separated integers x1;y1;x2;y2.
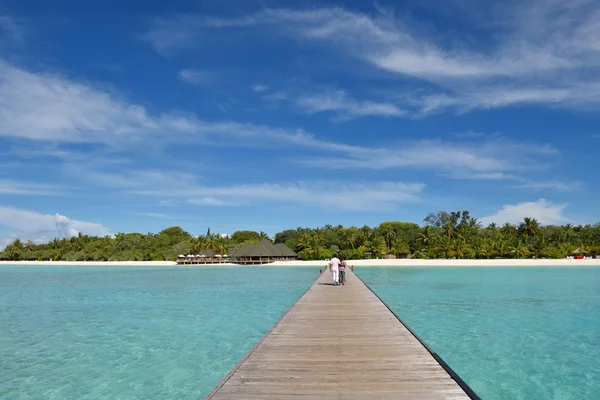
0;261;179;266
2;259;600;267
271;259;600;267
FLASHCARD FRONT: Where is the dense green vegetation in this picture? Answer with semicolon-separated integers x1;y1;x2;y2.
2;211;600;261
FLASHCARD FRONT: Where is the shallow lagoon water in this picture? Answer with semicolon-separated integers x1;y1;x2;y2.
0;266;318;399
358;267;600;400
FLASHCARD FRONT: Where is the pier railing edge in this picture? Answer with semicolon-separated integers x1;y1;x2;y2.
353;270;482;400
204;268;325;399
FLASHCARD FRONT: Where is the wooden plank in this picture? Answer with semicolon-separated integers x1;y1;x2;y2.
206;270;479;399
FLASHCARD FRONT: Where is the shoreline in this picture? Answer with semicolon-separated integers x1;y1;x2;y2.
1;259;600;267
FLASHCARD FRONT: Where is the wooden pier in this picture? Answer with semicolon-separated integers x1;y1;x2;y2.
206;269;479;400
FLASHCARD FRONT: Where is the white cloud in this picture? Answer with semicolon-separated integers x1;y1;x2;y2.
182;181;426;211
179;69;212;86
135;212;171;218
143;3;600;113
0;180;61;195
295;90;406;120
73;169;425;211
0;59;563;180
0;15;26;44
479;199;570;226
442;172;517;180
0;60;167;143
252;84;268;92
187;197;230;206
0;206;111;247
514;180;584;191
300;137;557;176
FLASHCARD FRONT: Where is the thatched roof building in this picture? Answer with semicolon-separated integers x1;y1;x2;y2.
232;240;297;264
274;243;298;258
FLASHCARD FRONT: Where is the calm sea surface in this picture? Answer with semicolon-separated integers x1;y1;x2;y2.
358;267;600;400
0;266;318;399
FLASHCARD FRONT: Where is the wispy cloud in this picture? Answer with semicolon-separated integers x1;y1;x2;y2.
442;172;517;180
252;84;268;92
0;206;110;247
0;15;26;45
135;212;171;218
480;199;571;226
187;197;230;206
0;59;172;144
183;181;425;211
295;90;406;120
143;3;600;113
179;69;213;86
443;174;582;192
72;169;425;211
299;137;557;177
0;59;563;181
513;180;584;191
0;180;62;195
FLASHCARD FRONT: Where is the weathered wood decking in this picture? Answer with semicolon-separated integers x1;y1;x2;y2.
206;269;478;400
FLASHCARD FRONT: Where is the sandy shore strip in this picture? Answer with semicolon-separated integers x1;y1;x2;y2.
270;259;600;267
2;259;600;267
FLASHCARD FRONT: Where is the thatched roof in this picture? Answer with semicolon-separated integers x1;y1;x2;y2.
571;247;588;255
247;240;280;257
274;243;297;257
233;243;254;257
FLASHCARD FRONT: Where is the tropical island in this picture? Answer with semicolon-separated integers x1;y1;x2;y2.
0;211;600;261
1;211;599;262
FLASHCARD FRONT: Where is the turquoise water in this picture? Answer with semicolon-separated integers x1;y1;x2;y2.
358;267;600;400
0;266;318;399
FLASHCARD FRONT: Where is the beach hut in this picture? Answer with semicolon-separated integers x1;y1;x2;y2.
571;248;588;259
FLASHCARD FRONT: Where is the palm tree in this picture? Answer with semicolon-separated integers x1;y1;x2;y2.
519;217;540;239
501;223;517;236
418;226;437;247
510;240;530;258
213;236;230;255
477;239;495;259
496;239;510;258
371;236;388;258
191;235;208;253
258;231;270;240
411;244;428;259
434;237;453;259
443;221;456;240
5;238;24;260
380;225;396;249
532;235;549;258
297;232;324;260
452;238;469;259
24;240;35;252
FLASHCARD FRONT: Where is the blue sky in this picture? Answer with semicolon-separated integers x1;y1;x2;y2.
1;0;599;246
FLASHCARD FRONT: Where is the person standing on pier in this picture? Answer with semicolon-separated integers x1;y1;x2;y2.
339;258;346;286
329;255;340;286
